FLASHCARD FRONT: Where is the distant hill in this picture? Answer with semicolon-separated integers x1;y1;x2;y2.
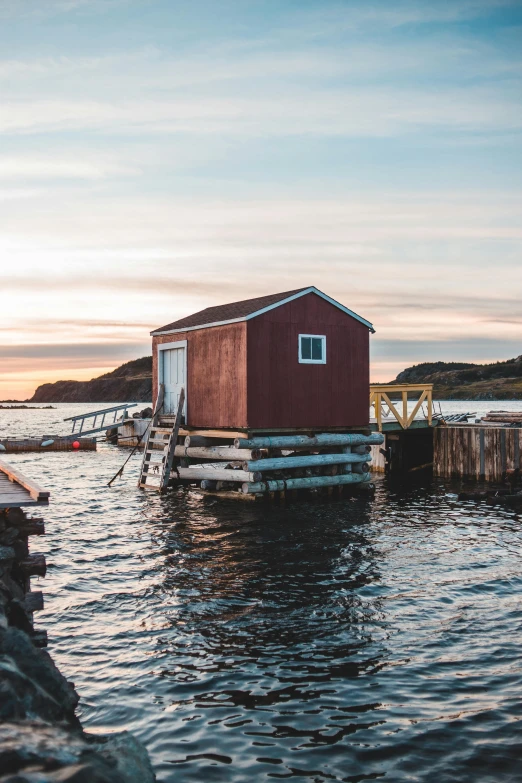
30;357;152;403
29;352;522;403
392;356;522;400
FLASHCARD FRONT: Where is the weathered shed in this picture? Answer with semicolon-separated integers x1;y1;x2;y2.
151;286;374;430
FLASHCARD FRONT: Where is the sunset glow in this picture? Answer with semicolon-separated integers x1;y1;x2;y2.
1;0;521;398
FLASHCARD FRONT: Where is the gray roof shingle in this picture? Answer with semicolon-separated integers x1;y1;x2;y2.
151;287;310;334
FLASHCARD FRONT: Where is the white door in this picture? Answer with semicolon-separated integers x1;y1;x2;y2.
161;345;186;416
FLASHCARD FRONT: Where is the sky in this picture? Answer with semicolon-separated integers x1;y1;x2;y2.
0;0;521;399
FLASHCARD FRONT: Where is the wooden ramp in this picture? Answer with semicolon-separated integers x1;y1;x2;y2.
64;403;138;437
0;459;50;508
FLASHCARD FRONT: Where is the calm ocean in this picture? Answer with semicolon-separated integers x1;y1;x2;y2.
2;401;522;782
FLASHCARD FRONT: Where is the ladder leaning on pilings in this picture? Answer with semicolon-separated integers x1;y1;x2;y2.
64;402;138;437
138;386;185;493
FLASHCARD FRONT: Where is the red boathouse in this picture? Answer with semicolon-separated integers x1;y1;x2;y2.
151;286;374;430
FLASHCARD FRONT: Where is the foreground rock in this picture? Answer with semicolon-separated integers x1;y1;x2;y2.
0;507;155;782
0;722;154;782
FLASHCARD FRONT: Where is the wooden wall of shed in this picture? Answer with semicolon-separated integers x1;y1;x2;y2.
434;426;522;481
246;292;369;429
153;323;247;428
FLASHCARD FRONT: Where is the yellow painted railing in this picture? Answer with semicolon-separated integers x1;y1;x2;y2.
370;384;433;431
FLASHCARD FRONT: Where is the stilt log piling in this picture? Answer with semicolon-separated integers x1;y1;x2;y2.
151;425;384;501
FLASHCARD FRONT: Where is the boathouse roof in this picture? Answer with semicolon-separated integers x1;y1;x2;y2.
151;286;374;335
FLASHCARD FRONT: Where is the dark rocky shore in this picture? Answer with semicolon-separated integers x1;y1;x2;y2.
30;358;152;404
393;356;522;400
0;507;155;782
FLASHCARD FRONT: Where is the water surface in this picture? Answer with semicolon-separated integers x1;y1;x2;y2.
2;403;522;782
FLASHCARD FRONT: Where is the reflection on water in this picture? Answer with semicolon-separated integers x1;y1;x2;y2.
2;405;522;781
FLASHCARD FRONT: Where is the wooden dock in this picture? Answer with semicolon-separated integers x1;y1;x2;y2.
0;460;50;647
0;459;50;508
434;425;522;481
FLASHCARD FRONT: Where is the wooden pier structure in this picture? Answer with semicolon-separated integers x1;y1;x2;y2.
119;282;522;493
0;459;50;647
122;380;522;487
137;384;382;500
0;459;50;508
138;286;381;500
370;383;433;431
369;397;522;481
434;425;522;481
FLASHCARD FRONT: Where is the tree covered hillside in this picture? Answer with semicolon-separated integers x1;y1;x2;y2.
392;356;522;400
30;357;152;403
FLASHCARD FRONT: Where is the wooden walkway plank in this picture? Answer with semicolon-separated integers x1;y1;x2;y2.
0;462;50;508
0;459;50;501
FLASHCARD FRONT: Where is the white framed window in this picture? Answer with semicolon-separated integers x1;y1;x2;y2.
298;334;326;364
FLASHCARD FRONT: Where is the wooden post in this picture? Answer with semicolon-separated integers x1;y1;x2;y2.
375;393;382;431
200;480;218;490
234;433;384;450
19;553;46;578
175;446;261;461
242;472;370;494
25;591;44;612
176;467;262;482
241;452;370;472
18;518;45;536
352;445;371;455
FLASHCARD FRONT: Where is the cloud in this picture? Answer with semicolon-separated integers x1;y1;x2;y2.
0;274;253;301
0;156;140;180
0;341;149;359
1;6;521;141
0;0;520;398
0;187;42;201
371;336;522;362
0;318;155;333
2;83;521;139
0;0;130;19
291;0;520;34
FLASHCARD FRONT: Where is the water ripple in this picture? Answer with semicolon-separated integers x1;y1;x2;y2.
3;405;522;781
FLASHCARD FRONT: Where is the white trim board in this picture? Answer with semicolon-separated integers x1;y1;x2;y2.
298;334;327;364
151;287;375;336
157;340;188;351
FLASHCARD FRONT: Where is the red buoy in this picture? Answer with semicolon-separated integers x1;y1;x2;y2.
72;440;80;449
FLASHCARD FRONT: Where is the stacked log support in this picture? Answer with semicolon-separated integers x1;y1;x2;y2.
170;430;384;501
0;507;47;646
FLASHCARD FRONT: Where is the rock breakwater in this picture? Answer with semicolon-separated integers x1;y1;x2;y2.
0;507;155;782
